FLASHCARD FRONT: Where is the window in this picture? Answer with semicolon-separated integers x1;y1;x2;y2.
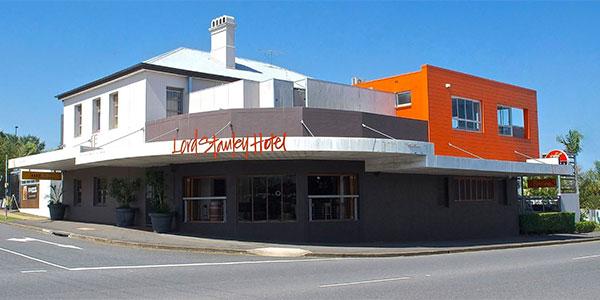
93;98;101;132
452;97;481;131
497;106;525;138
308;175;358;221
110;93;119;129
74;104;82;137
73;179;82;206
395;91;411;107
453;177;494;202
238;175;296;222
93;177;107;206
166;87;184;117
183;177;226;222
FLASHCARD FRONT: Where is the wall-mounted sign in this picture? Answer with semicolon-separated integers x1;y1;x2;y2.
172;130;287;159
21;171;62;181
545;149;569;165
528;177;557;188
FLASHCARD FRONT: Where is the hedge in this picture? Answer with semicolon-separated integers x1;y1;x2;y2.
576;221;597;233
519;212;575;234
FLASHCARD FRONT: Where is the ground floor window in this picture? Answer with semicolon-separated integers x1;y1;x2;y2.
74;179;82;206
308;175;358;221
93;177;107;206
453;177;494;202
183;177;226;222
238;175;296;222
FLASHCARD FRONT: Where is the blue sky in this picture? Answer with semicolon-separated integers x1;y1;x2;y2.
0;1;598;168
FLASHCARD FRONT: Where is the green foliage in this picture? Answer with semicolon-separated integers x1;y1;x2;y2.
0;131;45;195
575;221;597;233
145;170;170;213
579;160;600;209
519;212;576;234
47;183;63;205
108;178;141;208
556;129;583;156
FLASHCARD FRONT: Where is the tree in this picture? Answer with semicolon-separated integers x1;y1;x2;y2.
579;161;600;209
556;129;583;156
0;131;46;195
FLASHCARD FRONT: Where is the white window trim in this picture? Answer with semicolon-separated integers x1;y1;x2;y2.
497;105;525;138
395;91;412;108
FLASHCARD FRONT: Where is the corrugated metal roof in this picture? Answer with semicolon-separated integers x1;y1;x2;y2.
145;47;309;84
57;47;309;100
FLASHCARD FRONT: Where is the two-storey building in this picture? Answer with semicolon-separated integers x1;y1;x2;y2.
10;15;572;243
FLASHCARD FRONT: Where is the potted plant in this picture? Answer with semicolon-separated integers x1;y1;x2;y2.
146;170;172;233
47;183;67;220
108;178;141;227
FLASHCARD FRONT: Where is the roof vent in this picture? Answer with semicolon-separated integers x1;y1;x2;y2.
351;77;363;85
209;15;236;69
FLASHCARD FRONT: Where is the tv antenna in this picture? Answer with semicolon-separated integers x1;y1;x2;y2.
259;49;284;66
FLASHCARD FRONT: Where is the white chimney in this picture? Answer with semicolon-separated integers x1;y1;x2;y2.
209;15;236;69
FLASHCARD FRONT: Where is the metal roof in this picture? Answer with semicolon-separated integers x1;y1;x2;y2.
56;47;309;100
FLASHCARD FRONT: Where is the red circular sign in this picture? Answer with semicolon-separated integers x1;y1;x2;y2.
546;149;569;165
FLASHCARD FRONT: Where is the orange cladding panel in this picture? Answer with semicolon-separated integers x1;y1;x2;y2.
358;65;540;162
424;65;539;161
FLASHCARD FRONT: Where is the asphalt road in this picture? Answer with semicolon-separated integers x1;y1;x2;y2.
2;224;600;299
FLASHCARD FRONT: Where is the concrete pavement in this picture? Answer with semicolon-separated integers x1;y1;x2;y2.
2;224;600;299
6;216;600;257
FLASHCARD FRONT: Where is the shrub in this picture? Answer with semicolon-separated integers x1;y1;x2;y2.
519;212;576;234
576;221;597;233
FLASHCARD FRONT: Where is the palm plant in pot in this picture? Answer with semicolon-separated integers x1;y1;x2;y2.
108;178;141;227
146;170;172;233
47;183;66;220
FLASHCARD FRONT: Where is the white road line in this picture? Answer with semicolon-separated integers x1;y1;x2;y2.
21;270;47;273
320;276;411;288
0;247;70;270
572;254;600;260
68;258;344;271
7;237;82;250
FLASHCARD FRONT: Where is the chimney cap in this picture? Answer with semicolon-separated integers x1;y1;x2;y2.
209;15;236;31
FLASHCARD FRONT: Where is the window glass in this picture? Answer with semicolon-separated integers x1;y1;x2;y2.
166;87;184;117
237;175;297;222
93;98;101;132
395;91;411;106
497;106;525;138
452;97;481;132
110;93;119;129
74;104;82;137
184;177;226;222
93;177;107;206
74;179;82;205
309;175;358;221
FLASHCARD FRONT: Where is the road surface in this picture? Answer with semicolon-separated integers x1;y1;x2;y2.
1;224;599;299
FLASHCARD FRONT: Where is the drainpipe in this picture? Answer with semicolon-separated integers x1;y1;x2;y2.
187;77;192;113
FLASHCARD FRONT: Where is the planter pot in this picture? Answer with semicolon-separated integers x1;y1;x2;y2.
48;203;66;220
116;208;135;227
149;213;172;233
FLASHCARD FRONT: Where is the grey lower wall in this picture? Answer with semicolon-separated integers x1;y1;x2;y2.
62;160;519;243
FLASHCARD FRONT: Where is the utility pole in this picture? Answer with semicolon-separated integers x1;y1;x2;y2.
4;154;8;219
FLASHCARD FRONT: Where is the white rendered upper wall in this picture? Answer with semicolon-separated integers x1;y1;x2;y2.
189;78;396;116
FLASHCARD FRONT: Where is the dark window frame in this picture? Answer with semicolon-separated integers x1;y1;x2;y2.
237;175;297;223
453;177;495;202
166;86;184;117
93;177;108;207
308;174;359;222
73;179;82;206
183;176;227;223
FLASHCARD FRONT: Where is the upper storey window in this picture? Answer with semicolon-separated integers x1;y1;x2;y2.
395;91;411;107
166;87;184;117
452;97;481;132
93;98;101;132
497;106;525;138
110;92;119;129
74;104;82;137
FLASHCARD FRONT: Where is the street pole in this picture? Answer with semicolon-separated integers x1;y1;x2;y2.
14;126;18;136
4;154;8;220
